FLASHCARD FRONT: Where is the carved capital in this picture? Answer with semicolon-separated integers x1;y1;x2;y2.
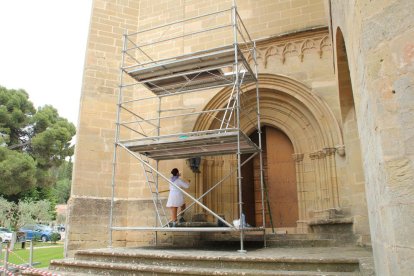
217;159;225;166
205;159;215;166
309;152;319;160
335;145;346;157
309;150;325;160
323;147;336;156
292;153;304;162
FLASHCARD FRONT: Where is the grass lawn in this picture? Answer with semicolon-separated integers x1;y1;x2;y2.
3;244;64;268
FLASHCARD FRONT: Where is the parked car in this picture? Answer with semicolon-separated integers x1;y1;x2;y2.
19;224;61;242
53;224;65;232
0;227;13;242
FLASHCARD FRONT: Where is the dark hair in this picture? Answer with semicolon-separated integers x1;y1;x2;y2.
171;168;179;176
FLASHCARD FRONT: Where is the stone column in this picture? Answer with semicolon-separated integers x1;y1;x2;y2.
293;153;307;233
214;157;225;215
194;158;205;214
309;148;340;218
309;151;323;211
292;153;305;219
229;158;239;221
324;147;339;208
202;158;215;216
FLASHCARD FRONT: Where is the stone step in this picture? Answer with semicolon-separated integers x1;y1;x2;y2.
266;238;338;247
267;234;330;240
265;233;355;247
22;268;91;276
67;248;360;273
267;233;354;241
48;259;359;276
200;233;348;248
25;246;374;275
197;239;337;249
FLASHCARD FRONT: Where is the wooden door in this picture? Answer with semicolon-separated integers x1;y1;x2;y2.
241;154;256;226
243;127;298;228
265;127;298;227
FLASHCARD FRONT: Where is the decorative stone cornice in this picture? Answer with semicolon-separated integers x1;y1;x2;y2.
247;27;331;67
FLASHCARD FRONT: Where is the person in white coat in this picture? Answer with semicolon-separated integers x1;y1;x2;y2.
166;168;189;226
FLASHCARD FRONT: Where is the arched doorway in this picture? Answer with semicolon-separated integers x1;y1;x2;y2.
193;74;344;231
242;127;298;228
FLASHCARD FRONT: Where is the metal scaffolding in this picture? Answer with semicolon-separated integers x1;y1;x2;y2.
109;2;265;252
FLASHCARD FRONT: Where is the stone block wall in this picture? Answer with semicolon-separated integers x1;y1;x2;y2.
66;196;195;256
329;0;414;274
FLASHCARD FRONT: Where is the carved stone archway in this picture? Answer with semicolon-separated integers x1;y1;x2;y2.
193;74;344;231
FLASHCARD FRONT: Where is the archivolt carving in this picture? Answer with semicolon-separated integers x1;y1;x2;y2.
194;73;343;155
193;73;344;225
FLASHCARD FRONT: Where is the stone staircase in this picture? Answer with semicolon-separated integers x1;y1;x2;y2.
22;245;374;276
22;211;375;275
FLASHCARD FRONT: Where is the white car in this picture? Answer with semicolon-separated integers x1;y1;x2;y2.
0;227;13;242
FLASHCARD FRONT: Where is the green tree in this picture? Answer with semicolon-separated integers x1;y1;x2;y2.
0;197;54;229
0;147;37;196
0;85;76;201
18;200;53;227
30;106;76;170
47;160;73;204
0;87;35;146
0;197;16;227
51;178;71;204
30;105;76;166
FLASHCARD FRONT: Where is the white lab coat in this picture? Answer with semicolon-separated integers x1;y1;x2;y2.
166;178;189;207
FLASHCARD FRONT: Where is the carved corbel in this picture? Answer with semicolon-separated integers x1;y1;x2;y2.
300;39;316;62
318;35;331;59
264;46;279;68
282;42;298;64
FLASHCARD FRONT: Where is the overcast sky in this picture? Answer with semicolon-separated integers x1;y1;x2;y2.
0;1;93;125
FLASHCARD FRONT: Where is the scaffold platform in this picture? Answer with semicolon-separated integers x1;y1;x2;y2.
121;129;260;160
124;45;256;95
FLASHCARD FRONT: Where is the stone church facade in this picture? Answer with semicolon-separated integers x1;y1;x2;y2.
67;1;413;275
